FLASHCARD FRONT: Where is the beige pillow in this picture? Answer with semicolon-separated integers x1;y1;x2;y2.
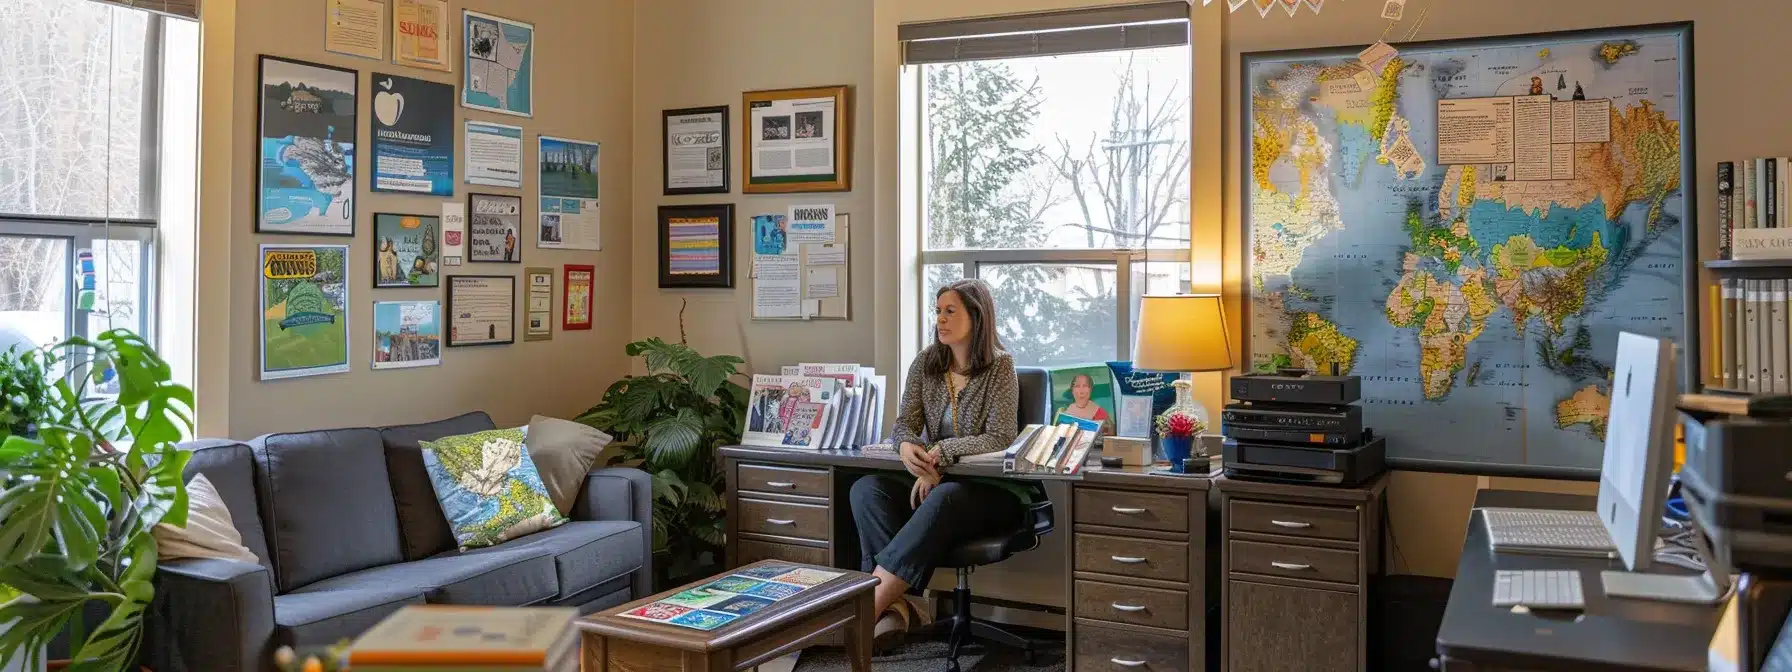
153;473;260;564
525;415;614;515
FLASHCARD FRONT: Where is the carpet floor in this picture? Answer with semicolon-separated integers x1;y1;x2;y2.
791;634;1066;671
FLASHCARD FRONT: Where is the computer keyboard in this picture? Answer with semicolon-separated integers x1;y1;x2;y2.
1482;507;1616;555
1493;570;1586;609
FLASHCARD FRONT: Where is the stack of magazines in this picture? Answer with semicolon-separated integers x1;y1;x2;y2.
1003;413;1102;478
741;364;887;450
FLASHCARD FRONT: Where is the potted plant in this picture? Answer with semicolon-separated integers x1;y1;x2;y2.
0;345;54;440
575;302;747;588
0;330;194;671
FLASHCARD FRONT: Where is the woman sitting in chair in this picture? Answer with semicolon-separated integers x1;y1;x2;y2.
849;278;1034;647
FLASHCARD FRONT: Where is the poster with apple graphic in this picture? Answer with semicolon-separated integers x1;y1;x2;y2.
371;73;455;196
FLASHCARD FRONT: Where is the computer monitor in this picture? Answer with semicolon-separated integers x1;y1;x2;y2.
1597;332;1728;603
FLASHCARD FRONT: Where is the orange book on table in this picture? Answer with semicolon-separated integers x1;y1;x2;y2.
348;605;579;666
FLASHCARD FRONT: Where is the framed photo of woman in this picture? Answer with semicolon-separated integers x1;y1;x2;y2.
1049;365;1117;430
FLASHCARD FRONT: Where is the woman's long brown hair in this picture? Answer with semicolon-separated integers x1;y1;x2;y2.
920;279;1003;378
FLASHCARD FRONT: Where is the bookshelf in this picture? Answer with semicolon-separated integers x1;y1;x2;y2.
1705;259;1792;279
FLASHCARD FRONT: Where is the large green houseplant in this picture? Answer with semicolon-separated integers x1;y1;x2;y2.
0;330;194;671
575;314;747;587
0;345;55;440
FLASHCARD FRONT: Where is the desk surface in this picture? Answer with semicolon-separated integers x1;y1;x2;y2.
1435;490;1723;671
718;445;1215;492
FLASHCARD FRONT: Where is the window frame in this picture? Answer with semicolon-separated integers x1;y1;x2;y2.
0;214;159;349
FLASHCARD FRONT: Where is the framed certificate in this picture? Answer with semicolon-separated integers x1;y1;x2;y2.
445;275;514;346
663;105;729;195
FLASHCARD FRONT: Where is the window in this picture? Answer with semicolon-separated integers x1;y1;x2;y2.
903;3;1193;368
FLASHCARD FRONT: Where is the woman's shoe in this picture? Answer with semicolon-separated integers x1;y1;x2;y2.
872;604;910;653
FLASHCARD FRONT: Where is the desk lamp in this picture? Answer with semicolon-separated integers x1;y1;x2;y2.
1132;294;1234;467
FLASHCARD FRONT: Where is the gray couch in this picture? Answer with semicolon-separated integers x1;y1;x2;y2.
140;412;652;672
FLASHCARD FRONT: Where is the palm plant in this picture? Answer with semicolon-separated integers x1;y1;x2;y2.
0;330;194;671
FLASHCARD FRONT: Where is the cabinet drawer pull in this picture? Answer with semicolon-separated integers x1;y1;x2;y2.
1110;555;1147;564
1270;519;1311;529
1110;506;1148;515
764;481;796;489
765;518;796;526
1270;561;1312;571
1109;602;1148;613
1109;658;1147;668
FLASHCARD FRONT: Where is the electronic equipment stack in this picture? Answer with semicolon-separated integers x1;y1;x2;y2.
1221;366;1387;486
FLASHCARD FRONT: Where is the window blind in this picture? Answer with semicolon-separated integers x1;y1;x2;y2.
899;1;1189;65
86;0;198;20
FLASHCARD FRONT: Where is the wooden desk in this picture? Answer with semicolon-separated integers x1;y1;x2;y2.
1434;490;1724;671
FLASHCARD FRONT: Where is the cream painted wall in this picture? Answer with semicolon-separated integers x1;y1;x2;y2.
208;0;634;438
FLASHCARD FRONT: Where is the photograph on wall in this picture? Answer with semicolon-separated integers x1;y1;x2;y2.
393;0;451;71
371;73;454;196
259;244;350;380
467;193;523;263
525;267;553;341
257;56;357;236
1048;365;1116;432
447;275;515;346
563;264;593;330
373;213;440;288
465;120;523;188
743;86;849;193
658;204;733;289
372;300;442;370
462;10;534;117
663;106;729;195
537;136;601;250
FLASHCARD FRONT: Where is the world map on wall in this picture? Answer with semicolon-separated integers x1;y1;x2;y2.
1245;27;1689;472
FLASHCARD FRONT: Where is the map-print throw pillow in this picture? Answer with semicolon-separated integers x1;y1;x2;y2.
422;428;567;549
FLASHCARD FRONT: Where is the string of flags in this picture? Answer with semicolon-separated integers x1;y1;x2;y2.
1202;0;1330;18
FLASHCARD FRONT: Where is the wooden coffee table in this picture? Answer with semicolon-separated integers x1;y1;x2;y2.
579;560;879;671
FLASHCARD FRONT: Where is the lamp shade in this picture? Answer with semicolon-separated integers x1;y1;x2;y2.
1132;294;1234;372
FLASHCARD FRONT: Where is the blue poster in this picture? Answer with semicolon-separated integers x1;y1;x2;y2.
371;73;455;196
258;56;356;236
462;10;534;117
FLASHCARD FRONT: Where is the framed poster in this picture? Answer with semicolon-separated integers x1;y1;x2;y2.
372;300;442;370
467;193;523;263
257;56;357;235
658;204;734;289
563;264;593;331
663;105;729;195
462;10;533;117
393;0;451;71
742;86;850;193
524;267;553;341
446;275;515;346
372;212;440;288
370;73;454;196
259;244;350;380
537;136;601;250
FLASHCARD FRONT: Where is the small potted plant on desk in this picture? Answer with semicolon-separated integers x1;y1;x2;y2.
1155;407;1207;474
0;331;193;672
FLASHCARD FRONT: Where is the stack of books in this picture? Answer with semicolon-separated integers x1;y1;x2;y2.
1716;278;1790;394
1003;413;1102;478
741;364;886;449
1717;159;1792;260
348;605;579;671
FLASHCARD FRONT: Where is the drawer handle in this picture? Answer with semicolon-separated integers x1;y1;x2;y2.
765;481;797;489
1109;658;1148;668
1110;603;1148;613
1110;506;1148;515
1271;561;1312;571
1270;519;1311;529
1110;555;1147;564
765;518;797;526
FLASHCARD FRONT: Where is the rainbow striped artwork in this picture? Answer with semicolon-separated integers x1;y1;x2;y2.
668;216;721;276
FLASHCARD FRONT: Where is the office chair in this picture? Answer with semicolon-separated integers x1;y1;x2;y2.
921;367;1056;671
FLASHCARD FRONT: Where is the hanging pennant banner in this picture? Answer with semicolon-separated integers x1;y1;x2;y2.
1304;0;1327;13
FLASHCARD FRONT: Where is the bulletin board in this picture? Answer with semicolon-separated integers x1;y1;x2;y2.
752;214;851;320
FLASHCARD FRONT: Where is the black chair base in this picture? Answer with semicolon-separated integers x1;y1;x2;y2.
916;570;1043;671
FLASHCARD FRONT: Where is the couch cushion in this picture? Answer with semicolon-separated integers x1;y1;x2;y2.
422;428;567;549
524;416;612;515
252;428;404;592
179;439;271;569
450;521;643;600
381;412;497;560
273;588;425;648
291;548;558;606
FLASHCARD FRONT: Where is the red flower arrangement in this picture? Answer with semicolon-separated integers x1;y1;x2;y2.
1155;411;1205;439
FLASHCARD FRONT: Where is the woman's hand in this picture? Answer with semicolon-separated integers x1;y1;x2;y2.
898;441;937;479
910;472;940;509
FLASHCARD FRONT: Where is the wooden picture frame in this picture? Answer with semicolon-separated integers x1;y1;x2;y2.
445;275;515;347
563;264;594;330
742;85;851;193
658;204;735;289
663;105;731;195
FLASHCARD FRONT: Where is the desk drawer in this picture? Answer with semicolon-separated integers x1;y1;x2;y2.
1230;499;1358;542
1230;540;1358;585
1075;533;1188;583
736;463;830;499
735;538;829;567
1075;620;1189;671
737;498;829;541
1075;488;1188;533
1074;579;1187;631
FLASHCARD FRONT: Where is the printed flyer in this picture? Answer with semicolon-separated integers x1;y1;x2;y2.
371;73;454;196
537;136;601;250
259;245;351;380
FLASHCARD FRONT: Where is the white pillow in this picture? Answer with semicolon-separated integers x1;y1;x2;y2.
153;473;260;564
